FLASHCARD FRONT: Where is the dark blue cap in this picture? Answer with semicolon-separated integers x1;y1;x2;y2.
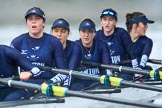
51;18;69;30
25;7;46;21
128;16;154;25
79;20;96;32
100;8;118;19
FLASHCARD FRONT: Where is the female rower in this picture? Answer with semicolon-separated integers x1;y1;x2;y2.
95;8;136;80
125;12;154;80
7;7;67;101
51;18;82;87
0;45;40;101
70;18;112;91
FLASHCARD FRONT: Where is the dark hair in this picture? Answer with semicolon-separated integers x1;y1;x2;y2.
126;12;145;32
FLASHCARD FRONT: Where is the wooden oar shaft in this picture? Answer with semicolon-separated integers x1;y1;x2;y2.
82;61;150;75
0;79;161;108
39;66;162;92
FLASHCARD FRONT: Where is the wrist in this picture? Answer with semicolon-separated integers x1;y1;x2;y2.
30;67;41;77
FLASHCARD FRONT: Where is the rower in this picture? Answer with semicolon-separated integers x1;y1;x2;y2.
95;8;137;81
70;18;112;91
125;12;154;81
7;7;67;101
0;45;40;101
51;18;82;88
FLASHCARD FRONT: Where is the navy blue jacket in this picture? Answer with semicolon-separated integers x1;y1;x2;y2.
70;39;111;89
64;40;82;70
11;33;67;84
133;36;153;68
0;45;34;78
95;27;135;80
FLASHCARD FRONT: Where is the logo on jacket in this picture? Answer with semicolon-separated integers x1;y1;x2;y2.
107;42;113;47
27;55;40;61
84;53;92;59
32;46;40;51
21;50;28;54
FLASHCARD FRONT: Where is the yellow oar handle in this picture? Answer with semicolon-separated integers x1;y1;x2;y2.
150;70;162;80
41;85;68;97
100;75;123;87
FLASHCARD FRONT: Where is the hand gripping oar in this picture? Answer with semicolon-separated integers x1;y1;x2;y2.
81;61;162;80
0;79;161;108
38;66;162;92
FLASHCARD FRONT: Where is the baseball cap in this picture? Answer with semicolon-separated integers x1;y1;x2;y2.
51;18;69;30
128;15;154;25
79;19;96;32
100;8;118;20
25;7;46;21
